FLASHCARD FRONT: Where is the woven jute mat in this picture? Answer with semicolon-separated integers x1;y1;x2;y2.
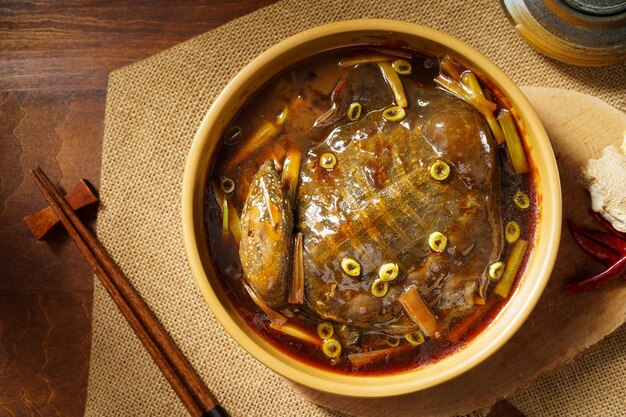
86;1;625;416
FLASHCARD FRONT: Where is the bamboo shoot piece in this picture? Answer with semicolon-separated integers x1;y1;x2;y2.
462;72;505;144
398;285;440;338
243;282;319;346
378;62;408;108
498;112;530;174
494;239;529;298
348;344;414;369
281;149;302;209
224;120;278;171
288;233;304;304
339;53;397;67
244;275;320;345
269;321;321;347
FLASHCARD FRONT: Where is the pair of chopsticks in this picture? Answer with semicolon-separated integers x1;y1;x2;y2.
30;168;229;417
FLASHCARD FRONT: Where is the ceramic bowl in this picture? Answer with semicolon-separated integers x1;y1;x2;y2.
182;19;561;397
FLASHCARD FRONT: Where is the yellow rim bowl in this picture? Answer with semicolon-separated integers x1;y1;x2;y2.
182;19;562;397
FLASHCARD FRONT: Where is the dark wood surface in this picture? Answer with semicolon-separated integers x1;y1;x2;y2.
0;2;275;416
0;3;532;417
31;167;221;416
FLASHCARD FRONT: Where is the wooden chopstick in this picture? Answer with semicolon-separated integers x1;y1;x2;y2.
30;168;228;417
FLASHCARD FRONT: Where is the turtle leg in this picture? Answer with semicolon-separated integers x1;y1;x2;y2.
239;160;293;307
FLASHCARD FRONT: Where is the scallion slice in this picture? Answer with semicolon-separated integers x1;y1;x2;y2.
347;102;362;121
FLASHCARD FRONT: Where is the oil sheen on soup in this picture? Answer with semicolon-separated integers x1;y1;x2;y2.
204;47;538;374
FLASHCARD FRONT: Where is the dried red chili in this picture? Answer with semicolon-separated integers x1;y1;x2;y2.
566;212;626;293
566;220;620;267
589;209;626;240
566;255;626;293
584;229;626;254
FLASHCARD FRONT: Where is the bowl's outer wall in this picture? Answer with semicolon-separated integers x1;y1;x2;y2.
182;20;562;397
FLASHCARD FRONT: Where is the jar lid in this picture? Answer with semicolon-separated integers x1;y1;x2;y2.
562;0;626;16
501;0;626;66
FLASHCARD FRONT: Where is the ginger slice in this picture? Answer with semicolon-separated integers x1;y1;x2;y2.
583;134;626;233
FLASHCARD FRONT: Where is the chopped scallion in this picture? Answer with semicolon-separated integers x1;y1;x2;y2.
404;331;425;346
488;261;505;280
461;72;506;144
341;257;361;277
228;202;242;243
224;120;278;171
386;336;400;347
486;114;506;145
514;192;530;209
379;262;399;282
213;180;242;243
338;53;396;67
378;62;408;108
434;74;497;116
347;102;362;121
498;112;530;174
322;338;342;358
428;231;447;252
276;106;288;125
392;59;412;75
461;71;484;97
317;322;334;340
371;278;389;298
281;149;301;208
319;152;337;170
270;321;321;346
505;221;521;243
382;106;406;122
220;177;235;194
221;198;228;233
429;160;450;181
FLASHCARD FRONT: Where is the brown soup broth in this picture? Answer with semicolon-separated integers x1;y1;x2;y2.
203;47;538;374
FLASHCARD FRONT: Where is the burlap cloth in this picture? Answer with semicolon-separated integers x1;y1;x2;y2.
86;1;626;416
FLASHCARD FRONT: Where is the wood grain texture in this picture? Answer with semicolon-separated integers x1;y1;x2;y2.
0;1;275;416
24;179;98;240
0;0;276;92
293;88;626;416
31;167;221;416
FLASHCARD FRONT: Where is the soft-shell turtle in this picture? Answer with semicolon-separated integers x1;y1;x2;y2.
238;65;503;338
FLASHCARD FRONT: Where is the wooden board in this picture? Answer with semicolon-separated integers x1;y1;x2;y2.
291;87;626;416
0;2;277;416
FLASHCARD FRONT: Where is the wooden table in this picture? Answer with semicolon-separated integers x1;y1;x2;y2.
0;2;275;415
0;3;529;416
